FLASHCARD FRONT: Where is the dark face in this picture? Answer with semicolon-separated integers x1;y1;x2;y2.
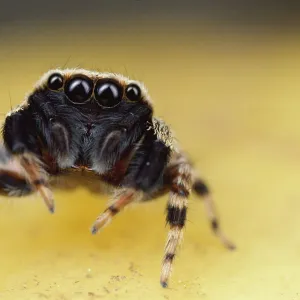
24;70;154;173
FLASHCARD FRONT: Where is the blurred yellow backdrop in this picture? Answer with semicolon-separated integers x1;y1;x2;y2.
0;21;300;299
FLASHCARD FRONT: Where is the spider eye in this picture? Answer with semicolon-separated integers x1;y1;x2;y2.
48;73;64;90
65;76;93;104
95;80;122;108
125;84;141;102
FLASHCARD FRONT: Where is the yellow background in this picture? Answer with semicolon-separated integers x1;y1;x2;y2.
0;24;300;299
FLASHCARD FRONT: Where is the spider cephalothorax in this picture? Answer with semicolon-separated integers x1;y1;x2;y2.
0;69;235;288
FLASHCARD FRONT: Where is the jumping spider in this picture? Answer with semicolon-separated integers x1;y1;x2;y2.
0;69;235;287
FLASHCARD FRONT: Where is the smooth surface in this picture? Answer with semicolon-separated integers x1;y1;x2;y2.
0;27;300;299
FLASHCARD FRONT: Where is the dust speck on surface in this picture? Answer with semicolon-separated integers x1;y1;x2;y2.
129;262;142;277
58;294;68;300
88;291;102;298
110;275;126;283
86;268;93;278
34;293;49;299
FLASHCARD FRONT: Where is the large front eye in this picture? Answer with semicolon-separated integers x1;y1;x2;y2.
48;73;64;90
64;76;93;104
95;80;123;108
125;84;141;102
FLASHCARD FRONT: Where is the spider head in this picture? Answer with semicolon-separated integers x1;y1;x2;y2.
33;69;153;116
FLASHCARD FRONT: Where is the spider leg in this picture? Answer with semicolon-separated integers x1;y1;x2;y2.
193;178;236;250
0;147;53;211
91;128;171;233
0;146;32;196
90;188;140;234
16;152;54;213
160;155;192;288
3;106;55;213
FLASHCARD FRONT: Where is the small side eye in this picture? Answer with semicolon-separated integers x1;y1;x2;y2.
95;80;123;108
125;84;141;102
64;76;93;104
48;73;64;90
